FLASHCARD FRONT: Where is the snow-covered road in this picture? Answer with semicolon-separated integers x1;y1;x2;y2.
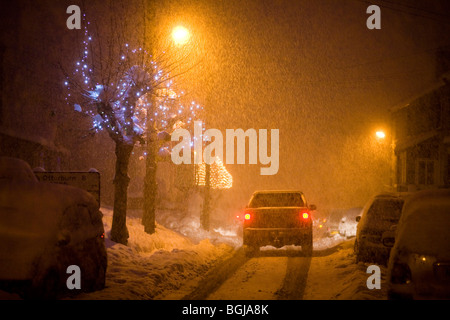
74;207;389;300
176;240;387;300
207;254;310;300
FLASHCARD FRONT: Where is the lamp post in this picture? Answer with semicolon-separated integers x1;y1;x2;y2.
142;100;158;234
373;128;396;191
142;25;192;234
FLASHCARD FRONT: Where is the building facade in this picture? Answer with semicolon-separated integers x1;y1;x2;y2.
390;76;450;192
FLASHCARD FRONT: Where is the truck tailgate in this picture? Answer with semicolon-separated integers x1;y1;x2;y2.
246;207;309;228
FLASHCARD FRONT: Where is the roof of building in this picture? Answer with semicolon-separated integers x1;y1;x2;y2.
389;71;450;113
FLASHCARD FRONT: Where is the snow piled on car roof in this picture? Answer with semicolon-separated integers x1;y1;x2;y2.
395;189;450;256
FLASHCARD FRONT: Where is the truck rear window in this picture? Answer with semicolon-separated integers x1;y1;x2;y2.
248;193;305;208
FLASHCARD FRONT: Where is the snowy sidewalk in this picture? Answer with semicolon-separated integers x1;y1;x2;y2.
303;239;388;300
74;208;235;300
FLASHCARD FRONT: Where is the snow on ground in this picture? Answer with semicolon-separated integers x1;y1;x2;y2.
303;238;388;300
79;209;387;300
208;234;388;300
258;232;348;252
73;207;235;300
207;257;289;300
155;207;242;248
314;233;348;250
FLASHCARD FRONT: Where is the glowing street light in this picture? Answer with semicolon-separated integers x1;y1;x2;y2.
375;130;386;139
172;25;190;45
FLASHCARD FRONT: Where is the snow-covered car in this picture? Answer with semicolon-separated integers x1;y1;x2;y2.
386;189;450;300
324;208;345;238
338;207;362;239
381;226;396;248
0;157;106;299
312;216;328;239
242;190;315;256
355;193;411;265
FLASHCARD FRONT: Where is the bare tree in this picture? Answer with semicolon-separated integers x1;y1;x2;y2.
62;2;201;244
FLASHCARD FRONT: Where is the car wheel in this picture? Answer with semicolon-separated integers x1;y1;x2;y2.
23;267;61;300
92;238;107;291
79;237;107;292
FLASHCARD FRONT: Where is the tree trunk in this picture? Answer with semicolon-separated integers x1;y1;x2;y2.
142;125;158;234
201;163;211;231
110;141;133;245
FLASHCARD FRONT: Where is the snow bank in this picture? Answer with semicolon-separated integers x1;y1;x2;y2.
303;239;387;300
74;207;234;300
313;234;348;251
258;234;347;252
156;207;242;248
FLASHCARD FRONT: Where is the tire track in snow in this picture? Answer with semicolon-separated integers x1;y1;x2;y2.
275;256;312;300
207;255;289;300
181;247;249;300
182;248;313;300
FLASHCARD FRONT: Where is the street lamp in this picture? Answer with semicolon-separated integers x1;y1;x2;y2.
372;128;396;191
142;25;195;234
172;25;190;45
375;130;386;139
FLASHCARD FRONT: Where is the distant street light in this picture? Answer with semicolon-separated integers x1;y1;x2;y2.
172;25;190;45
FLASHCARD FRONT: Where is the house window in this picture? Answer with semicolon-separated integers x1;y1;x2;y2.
416;159;437;186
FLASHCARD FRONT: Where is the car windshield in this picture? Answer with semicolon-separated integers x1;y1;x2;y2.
249;193;304;208
367;198;404;221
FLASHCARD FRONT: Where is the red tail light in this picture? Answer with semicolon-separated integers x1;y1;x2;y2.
244;213;251;220
301;212;309;219
100;232;105;239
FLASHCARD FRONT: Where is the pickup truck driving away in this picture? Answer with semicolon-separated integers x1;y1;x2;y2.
243;190;315;256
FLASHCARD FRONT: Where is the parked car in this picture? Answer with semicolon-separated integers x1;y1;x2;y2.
325;208;346;238
242;190;315;256
386;189;450;300
312;215;328;239
0;157;107;299
338;207;362;239
354;193;411;265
